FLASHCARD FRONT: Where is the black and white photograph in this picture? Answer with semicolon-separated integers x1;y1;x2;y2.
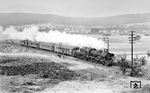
0;0;150;93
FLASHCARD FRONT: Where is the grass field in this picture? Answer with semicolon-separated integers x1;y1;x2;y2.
1;37;150;93
109;36;150;53
87;35;150;55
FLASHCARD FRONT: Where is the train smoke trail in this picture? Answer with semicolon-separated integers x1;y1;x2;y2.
2;25;106;49
36;31;106;49
3;26;38;41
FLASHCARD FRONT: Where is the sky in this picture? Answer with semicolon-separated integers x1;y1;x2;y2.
0;0;150;17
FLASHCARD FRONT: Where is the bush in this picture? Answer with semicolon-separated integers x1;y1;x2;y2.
116;55;131;75
0;55;79;81
116;55;147;77
130;66;145;77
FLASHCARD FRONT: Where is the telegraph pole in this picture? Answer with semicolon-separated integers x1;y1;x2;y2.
103;37;110;52
129;31;136;76
131;31;134;67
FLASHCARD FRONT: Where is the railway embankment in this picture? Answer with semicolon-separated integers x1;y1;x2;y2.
0;39;150;93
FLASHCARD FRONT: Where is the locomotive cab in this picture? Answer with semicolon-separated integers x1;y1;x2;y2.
20;40;28;46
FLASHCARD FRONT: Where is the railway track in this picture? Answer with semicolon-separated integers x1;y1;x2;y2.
1;40;115;67
11;42;104;67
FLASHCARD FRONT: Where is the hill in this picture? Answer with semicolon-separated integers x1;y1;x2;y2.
0;12;150;26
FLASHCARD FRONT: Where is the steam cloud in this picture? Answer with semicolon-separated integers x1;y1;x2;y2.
2;25;106;49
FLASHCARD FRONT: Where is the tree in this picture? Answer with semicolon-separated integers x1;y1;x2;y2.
135;35;142;41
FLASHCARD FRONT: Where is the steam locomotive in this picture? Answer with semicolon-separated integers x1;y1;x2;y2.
19;40;115;66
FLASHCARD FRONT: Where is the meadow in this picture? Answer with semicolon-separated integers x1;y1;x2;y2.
87;35;150;55
109;36;150;53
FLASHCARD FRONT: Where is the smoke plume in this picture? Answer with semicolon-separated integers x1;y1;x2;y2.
2;25;106;49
